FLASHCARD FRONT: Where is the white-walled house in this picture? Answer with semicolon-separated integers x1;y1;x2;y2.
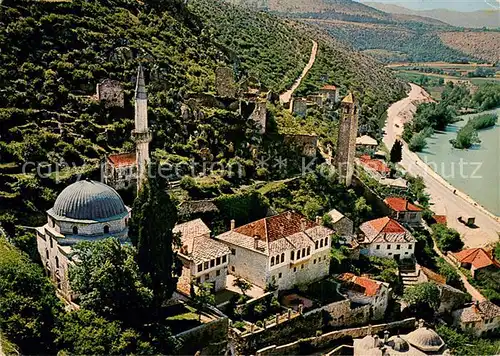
452;301;500;336
384;197;423;226
215;211;335;290
358;217;416;260
337;273;391;320
173;219;231;294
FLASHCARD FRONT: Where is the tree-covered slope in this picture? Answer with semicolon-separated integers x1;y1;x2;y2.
0;0;405;227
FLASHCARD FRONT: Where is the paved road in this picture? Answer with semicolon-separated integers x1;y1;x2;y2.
279;40;318;104
384;84;500;248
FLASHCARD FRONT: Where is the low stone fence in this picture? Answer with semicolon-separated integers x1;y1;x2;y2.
174;314;229;355
255;317;417;356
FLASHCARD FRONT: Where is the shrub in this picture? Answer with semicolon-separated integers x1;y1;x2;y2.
432;224;463;252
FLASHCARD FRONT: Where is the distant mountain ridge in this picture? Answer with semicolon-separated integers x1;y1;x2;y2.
227;0;452;25
361;1;500;28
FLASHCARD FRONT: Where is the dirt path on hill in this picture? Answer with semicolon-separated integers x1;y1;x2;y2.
384;83;500;248
279;40;318;104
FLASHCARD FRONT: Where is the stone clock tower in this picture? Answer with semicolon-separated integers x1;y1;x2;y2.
336;92;359;186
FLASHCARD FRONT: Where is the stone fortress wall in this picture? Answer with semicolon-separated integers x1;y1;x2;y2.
255;318;417;356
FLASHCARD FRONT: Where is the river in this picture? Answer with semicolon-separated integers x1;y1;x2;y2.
416;108;500;217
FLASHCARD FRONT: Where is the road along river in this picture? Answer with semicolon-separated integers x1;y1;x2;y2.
384;83;500;248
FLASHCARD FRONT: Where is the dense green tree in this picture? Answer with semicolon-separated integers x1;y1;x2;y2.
53;309;155;355
403;282;440;315
436;258;463;290
0;238;61;354
432;224;463;252
390;139;403;163
129;160;181;311
69;238;153;325
436;325;500;356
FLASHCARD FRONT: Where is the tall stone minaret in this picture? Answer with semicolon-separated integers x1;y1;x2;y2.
132;65;152;193
335;92;359;186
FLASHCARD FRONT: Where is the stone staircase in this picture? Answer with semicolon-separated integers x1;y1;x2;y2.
398;259;420;287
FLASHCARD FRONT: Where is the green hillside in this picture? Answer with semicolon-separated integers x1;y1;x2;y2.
0;0;405;227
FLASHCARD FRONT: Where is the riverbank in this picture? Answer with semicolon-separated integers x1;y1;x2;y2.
384;83;500;248
418;108;500;216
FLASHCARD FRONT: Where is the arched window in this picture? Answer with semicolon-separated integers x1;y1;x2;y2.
55;256;59;269
281;253;285;263
325;237;329;247
297;250;301;259
104;225;110;234
72;226;78;235
307;247;311;255
290;251;295;260
320;239;324;248
270;256;275;266
45;249;49;259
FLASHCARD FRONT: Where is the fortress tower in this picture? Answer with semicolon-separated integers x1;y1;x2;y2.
336;92;359;186
131;65;152;193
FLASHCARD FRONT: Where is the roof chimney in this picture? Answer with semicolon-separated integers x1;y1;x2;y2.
286;211;292;220
315;216;321;224
384;330;389;344
230;219;236;230
254;235;259;250
301;218;307;231
374;335;379;347
418;319;425;328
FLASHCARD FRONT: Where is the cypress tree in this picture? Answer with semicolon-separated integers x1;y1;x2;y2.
390;139;403;163
129;160;181;310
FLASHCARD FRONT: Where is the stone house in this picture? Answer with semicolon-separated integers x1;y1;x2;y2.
449;248;499;278
452;301;500;336
358;217;416;260
384;197;423;226
174;219;231;294
103;152;137;190
177;199;219;223
319;84;339;104
215;211;334;291
359;155;390;177
355;135;378;147
306;94;324;107
337;273;391;320
291;98;308;117
96;79;124;108
36;180;131;302
250;98;267;134
284;134;318;157
325;208;354;237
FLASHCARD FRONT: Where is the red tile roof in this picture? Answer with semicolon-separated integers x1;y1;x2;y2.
384;197;423;212
338;273;382;297
359;217;414;244
432;215;447;225
235;211;317;243
108;152;136;167
359;155;390;173
452;248;500;270
321;84;337;91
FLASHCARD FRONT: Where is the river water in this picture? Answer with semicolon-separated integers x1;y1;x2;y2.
417;108;500;217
